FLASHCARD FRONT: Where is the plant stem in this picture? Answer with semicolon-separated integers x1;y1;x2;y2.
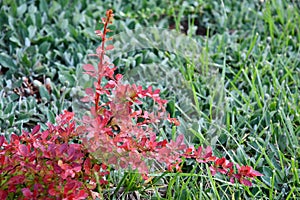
95;10;113;112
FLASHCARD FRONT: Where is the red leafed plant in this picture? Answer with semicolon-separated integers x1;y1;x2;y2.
0;9;262;199
78;9;262;184
0;111;109;199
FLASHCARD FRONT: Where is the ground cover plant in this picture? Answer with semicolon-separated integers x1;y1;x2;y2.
0;0;299;199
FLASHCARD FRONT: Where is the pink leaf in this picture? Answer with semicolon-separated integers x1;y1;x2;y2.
80;96;91;103
83;64;95;72
87;53;98;57
241;179;252;186
85;87;94;96
209;166;217;176
32;124;40;135
204;146;213;158
22;188;33;198
175;134;184;146
106;45;114;50
19;144;29;156
95;30;103;37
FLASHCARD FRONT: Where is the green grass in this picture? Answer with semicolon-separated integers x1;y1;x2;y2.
1;0;300;199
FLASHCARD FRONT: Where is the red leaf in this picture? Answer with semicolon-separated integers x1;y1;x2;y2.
22;188;33;198
75;190;89;199
204;146;213;158
106;45;114;50
237;165;251;176
93;164;100;172
19;144;29;156
0;155;5;165
56;110;74;125
8;175;25;185
175;134;184;145
184;147;194;157
241;179;252;186
32;124;40;135
215;157;226;166
80;96;91;103
8;184;16;192
238;165;263;177
115;74;123;81
140;137;147;147
175;134;186;150
94;30;103;37
250;169;263;177
0;190;8;199
0;135;4;147
209;166;217;176
64;181;76;193
48;187;57;196
10;134;20;144
85;87;94;96
83;64;95;72
101;163;107;170
157;140;167;148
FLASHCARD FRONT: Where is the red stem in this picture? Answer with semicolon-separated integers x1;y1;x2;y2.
95;10;113;112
